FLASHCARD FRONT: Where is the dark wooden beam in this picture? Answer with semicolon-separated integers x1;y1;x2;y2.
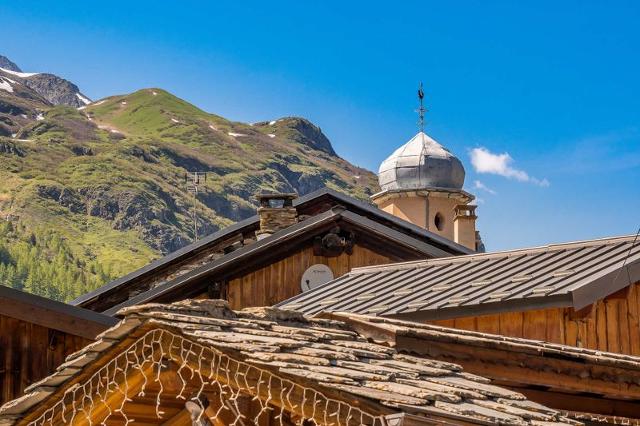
394;335;640;403
0;286;116;339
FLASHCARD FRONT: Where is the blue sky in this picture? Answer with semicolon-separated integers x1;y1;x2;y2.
2;1;639;250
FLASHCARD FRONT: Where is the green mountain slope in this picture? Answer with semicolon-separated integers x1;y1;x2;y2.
0;86;378;301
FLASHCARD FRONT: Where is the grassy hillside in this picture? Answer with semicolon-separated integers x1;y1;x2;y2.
0;87;378;301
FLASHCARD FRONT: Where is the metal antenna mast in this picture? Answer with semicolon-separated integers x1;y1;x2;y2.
185;171;207;242
416;82;426;132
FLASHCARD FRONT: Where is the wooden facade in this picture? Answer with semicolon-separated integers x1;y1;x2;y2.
431;281;640;356
0;285;117;405
223;244;393;309
0;313;90;404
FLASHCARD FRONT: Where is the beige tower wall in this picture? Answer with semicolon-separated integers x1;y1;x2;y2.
425;196;459;242
376;196;428;229
373;190;478;251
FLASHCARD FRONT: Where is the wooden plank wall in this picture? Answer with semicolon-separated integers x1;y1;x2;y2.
226;244;393;310
0;314;90;404
430;282;640;356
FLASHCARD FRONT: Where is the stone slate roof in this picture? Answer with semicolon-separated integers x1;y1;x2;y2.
324;311;640;372
0;300;577;425
279;235;640;321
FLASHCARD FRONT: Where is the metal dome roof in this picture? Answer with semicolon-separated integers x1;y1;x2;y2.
378;131;465;191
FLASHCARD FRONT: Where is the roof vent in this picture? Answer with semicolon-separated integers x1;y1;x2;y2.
255;192;298;240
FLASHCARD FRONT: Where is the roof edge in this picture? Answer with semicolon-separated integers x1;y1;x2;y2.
0;286;117;339
384;294;573;322
571;256;640;309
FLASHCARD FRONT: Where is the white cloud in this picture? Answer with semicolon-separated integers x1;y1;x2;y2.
473;180;496;195
469;147;549;187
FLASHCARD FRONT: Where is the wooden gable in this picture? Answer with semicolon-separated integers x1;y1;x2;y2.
223;244;393;310
103;208;452;315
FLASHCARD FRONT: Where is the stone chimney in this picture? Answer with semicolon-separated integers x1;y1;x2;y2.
255;193;298;240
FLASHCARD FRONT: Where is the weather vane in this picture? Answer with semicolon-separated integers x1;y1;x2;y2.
416;82;426;132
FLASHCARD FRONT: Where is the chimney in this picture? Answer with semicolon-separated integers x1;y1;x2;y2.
255;193;298;240
453;204;477;250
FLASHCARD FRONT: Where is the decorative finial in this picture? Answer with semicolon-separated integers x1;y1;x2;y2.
416;82;426;132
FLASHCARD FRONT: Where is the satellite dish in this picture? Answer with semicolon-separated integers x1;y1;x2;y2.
301;264;334;292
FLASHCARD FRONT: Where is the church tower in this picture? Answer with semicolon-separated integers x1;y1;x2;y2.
371;85;480;251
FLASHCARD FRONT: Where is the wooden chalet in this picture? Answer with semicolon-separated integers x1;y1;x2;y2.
281;235;640;356
0;286;117;405
0;300;577;426
277;235;640;419
71;189;471;315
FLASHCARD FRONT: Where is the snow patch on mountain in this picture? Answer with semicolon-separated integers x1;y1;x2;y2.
0;67;39;78
76;93;91;105
0;78;13;93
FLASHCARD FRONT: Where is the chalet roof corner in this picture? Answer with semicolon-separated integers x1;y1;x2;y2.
0;299;577;426
279;234;640;320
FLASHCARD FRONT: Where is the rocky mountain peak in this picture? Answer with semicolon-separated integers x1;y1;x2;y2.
23;73;91;108
0;54;91;108
256;116;337;156
0;55;21;72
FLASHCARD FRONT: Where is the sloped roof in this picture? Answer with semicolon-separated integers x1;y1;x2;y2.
103;206;463;315
72;188;472;311
0;300;576;425
278;235;640;320
0;285;116;339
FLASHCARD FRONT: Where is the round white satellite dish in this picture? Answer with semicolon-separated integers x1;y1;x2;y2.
301;264;334;292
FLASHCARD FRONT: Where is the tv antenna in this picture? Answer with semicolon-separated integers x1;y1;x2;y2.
416;82;426;132
185;171;207;241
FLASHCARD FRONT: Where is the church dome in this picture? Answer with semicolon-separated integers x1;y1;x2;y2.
378;131;465;191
